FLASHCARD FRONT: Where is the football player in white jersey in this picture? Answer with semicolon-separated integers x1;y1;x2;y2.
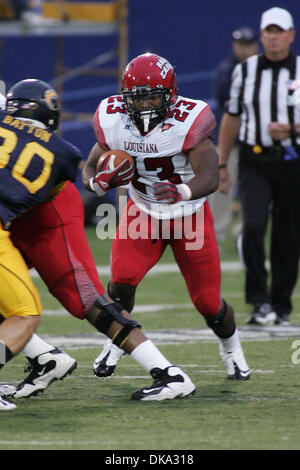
82;53;250;399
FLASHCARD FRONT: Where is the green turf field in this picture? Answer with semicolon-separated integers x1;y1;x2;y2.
1;226;300;450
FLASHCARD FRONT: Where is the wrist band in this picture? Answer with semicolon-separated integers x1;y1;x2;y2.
219;164;227;169
178;183;192;201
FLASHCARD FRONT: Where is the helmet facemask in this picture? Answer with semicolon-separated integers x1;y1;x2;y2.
123;85;172;134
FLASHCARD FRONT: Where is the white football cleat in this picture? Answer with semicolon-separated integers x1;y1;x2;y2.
218;331;251;380
0;395;16;411
131;366;196;401
13;348;77;398
0;384;17;397
93;339;125;378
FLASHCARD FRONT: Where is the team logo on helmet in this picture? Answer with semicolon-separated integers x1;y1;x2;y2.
156;58;172;79
44;89;59;111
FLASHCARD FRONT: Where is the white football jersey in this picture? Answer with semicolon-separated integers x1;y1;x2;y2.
93;95;216;219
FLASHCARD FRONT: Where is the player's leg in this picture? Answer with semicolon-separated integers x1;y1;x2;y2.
12;182;107;318
172;202;250;380
89;292;196;400
7;183;102;397
9;185;127;395
92;200;166;377
29;185;114;384
0;225;42;410
11;190;194;400
0;228;41;357
108;199;167;311
90;201;195;399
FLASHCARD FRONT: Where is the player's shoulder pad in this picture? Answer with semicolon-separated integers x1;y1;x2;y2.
93;94;126;148
170;96;210;133
93;95;125;130
170;96;216;152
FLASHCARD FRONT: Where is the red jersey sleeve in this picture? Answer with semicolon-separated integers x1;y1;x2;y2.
182;104;216;153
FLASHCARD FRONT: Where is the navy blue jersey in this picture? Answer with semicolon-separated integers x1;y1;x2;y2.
0;111;82;229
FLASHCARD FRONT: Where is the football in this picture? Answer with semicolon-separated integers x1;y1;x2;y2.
96;150;134;172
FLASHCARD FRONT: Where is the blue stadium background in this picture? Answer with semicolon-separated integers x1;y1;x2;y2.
2;0;299;189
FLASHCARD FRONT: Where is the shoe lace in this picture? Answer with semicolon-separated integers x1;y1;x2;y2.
151;377;165;388
149;368;166;388
20;359;39;386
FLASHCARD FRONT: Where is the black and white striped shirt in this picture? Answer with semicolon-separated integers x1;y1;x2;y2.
226;53;300;147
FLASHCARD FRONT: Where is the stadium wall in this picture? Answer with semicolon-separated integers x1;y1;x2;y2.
2;0;299;183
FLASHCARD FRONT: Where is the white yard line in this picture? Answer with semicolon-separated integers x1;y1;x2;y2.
65;369;275;380
30;261;257;279
31;261;299;346
42;306;300;316
0;440;85;446
42;303;196;316
39;324;300;350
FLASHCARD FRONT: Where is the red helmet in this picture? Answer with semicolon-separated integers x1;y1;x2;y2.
122;53;177;133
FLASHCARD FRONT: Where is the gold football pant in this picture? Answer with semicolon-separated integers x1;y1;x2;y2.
0;222;42;318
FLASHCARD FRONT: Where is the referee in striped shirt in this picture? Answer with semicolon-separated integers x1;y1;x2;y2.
218;7;300;326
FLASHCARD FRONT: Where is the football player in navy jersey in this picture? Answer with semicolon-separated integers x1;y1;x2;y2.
0;78;81;410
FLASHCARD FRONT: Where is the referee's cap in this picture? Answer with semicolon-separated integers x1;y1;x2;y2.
232;26;257;43
260;7;294;30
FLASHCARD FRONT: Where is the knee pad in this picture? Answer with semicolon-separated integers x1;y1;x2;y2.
205;300;236;338
108;281;136;302
205;299;228;330
94;295;141;347
108;281;136;313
